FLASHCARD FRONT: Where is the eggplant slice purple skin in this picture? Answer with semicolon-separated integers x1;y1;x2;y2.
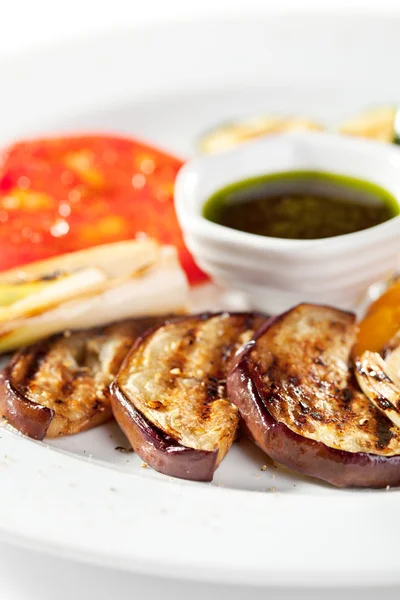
111;380;218;481
228;305;400;489
0;317;169;440
111;312;266;482
0;370;54;440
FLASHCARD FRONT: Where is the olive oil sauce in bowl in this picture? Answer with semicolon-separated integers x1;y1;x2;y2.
175;132;400;313
203;171;398;240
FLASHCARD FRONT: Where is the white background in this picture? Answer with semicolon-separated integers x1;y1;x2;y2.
1;1;400;598
2;0;400;55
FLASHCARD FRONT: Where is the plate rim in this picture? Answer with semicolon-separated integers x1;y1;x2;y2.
2;14;400;587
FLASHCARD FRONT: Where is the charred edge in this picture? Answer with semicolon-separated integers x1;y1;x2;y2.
265;390;286;405
160;321;203;406
375;411;395;450
60;375;78;397
3;372;54;440
299;401;311;414
202;376;227;420
242;313;264;332
266;358;278;382
37;270;64;282
342;388;353;403
356;360;393;385
14;340;53;395
376;396;393;411
310;411;322;420
371;369;392;384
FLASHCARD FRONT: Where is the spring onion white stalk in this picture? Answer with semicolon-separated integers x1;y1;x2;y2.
0;241;188;353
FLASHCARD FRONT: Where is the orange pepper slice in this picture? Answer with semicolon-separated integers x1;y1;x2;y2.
354;280;400;356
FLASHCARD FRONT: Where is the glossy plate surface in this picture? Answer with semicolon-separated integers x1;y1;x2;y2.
1;14;400;587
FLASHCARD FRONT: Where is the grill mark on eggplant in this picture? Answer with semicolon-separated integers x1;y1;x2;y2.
356;360;393;384
137;314;262;422
60;373;76;397
246;304;400;456
139;321;205;418
18;340;53;395
375;411;395;449
376;396;393;410
26;339;91;403
114;313;266;455
342;388;353;403
202;375;229;421
3;316;169;438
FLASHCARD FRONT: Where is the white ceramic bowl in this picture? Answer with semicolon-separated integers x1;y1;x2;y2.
175;132;400;314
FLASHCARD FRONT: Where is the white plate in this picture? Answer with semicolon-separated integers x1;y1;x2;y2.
1;14;400;588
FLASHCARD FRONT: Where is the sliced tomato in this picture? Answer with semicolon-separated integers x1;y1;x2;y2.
0;135;207;285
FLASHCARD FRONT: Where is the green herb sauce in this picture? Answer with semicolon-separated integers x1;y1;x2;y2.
203;171;398;240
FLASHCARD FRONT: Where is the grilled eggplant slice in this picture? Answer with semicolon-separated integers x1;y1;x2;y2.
228;304;400;488
0;317;166;440
111;312;265;481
